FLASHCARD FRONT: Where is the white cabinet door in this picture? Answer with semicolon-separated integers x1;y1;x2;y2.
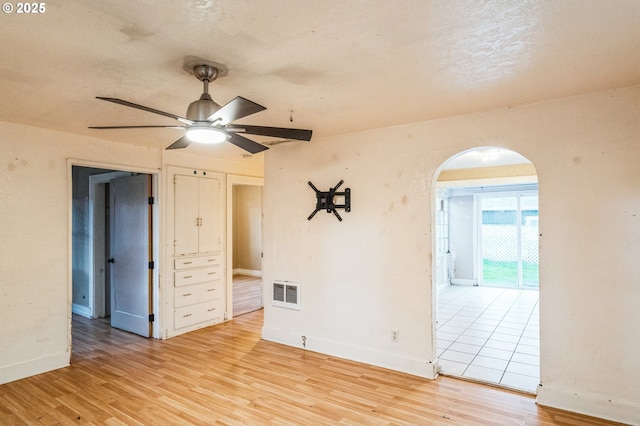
198;176;222;253
174;174;222;255
174;175;200;255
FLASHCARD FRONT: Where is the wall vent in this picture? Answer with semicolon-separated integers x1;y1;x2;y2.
272;281;301;310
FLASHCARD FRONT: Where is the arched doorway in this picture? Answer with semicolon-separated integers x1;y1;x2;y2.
433;147;540;393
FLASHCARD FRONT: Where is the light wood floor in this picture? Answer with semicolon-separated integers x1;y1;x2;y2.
232;274;263;317
0;311;623;425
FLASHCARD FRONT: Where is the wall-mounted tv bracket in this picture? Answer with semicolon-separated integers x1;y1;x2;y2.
307;180;351;221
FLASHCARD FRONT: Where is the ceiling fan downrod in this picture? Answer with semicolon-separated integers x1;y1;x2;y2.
187;64;221;121
194;64;218;95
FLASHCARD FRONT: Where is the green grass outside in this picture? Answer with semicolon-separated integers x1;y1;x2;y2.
482;259;539;288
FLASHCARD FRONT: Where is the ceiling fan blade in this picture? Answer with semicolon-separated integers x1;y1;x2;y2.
89;125;185;129
166;136;191;150
227;125;312;141
226;132;269;154
96;97;194;125
207;96;266;124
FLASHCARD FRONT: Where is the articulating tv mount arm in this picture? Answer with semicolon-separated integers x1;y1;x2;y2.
307;180;351;221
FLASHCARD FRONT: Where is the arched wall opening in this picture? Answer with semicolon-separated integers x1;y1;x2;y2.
432;146;540;393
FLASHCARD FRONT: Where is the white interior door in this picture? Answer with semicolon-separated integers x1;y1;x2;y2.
109;174;152;337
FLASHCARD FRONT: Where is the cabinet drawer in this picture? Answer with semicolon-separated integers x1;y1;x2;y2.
200;280;223;302
201;299;224;321
174;267;222;287
174;281;223;308
174;255;221;270
174;286;198;308
174;305;200;329
174;299;224;329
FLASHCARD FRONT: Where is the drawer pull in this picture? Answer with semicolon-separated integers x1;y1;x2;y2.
183;275;192;279
183;261;192;265
208;308;216;312
207;259;215;262
207;288;215;292
183;313;192;318
182;293;192;297
208;272;216;275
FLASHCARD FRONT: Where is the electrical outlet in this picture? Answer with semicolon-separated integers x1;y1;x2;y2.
391;329;399;342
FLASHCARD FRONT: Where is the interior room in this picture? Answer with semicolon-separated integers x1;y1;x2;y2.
1;1;639;424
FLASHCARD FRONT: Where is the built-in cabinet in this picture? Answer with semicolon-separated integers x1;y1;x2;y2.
167;167;226;337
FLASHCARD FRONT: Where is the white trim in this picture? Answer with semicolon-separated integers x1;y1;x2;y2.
537;386;640;425
262;327;438;380
450;278;475;286
72;303;91;318
0;352;69;385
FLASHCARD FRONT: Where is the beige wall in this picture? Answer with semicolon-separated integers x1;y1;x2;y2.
0;121;262;384
261;85;640;423
232;185;263;272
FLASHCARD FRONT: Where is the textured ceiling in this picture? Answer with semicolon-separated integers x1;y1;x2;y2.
1;0;639;161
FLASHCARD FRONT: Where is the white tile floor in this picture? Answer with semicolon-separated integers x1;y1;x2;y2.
436;285;540;393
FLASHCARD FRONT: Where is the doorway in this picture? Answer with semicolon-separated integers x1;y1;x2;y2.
433;148;540;393
71;164;159;339
226;175;264;318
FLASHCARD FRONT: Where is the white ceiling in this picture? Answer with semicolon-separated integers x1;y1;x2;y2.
1;0;639;161
443;148;531;170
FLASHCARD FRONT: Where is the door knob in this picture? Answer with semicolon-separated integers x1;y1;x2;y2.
107;258;115;264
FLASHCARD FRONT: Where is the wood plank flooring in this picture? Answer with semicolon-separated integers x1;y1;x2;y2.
232;274;263;317
0;310;624;425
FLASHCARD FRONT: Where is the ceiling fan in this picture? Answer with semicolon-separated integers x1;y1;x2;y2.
89;64;312;154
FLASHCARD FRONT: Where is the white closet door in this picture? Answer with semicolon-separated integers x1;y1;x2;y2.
174;175;200;255
198;177;221;253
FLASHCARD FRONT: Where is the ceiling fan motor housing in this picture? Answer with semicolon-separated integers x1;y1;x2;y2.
186;95;221;122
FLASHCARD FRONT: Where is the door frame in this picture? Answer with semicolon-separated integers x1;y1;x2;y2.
225;174;264;319
68;159;161;339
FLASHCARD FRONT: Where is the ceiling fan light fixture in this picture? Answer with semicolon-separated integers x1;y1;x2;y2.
185;126;226;144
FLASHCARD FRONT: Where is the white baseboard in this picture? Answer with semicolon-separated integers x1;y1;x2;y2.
72;303;92;318
537;385;640;425
262;326;438;380
233;268;262;277
0;351;70;385
450;279;475;286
